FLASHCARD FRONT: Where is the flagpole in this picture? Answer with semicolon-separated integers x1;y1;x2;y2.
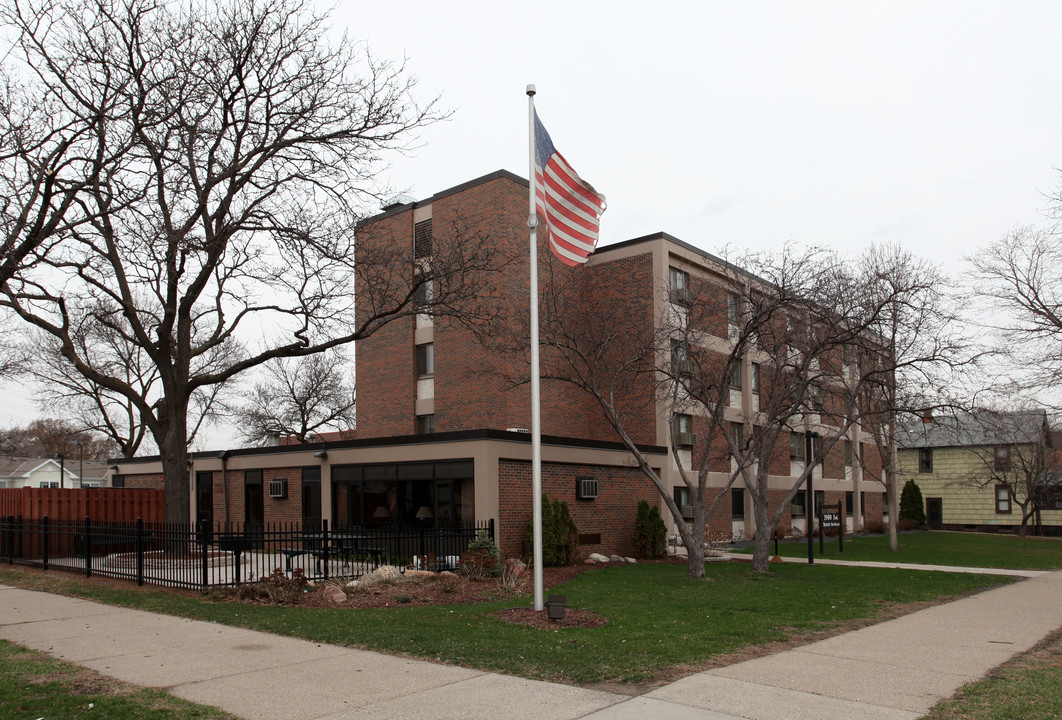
526;83;544;612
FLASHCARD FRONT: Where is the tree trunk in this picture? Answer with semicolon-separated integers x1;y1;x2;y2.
156;405;191;525
685;535;706;579
750;498;772;572
887;441;899;551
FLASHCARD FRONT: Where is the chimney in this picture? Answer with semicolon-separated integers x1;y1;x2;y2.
922;409;934;424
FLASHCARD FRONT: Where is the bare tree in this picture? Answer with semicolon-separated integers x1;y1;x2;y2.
0;0;500;522
26;325;230;457
851;243;980;551
539;245;894;575
970;224;1062;404
0;417;116;460
233;351;356;445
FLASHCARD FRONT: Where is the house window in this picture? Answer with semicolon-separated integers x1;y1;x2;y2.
673;414;694;447
111;475;125;488
673;486;694;521
669;267;692;304
918;448;933;473
39;482;60;489
416;343;434;378
995;485;1011;514
413;219;432;258
791;490;806;518
416;414;435;435
751;362;760;393
994;445;1011;472
731;487;745;519
790;432;806;461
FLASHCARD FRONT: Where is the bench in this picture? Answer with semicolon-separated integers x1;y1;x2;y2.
279;534;328;572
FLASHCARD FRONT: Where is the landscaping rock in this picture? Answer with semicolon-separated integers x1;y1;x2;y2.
504;558;527;578
586;552;610;564
438;570;458;579
609;554;624;563
320;584;347;606
372;565;401;580
404;570;434;582
624;557;637;564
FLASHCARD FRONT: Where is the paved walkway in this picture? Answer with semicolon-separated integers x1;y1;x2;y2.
1;564;1061;720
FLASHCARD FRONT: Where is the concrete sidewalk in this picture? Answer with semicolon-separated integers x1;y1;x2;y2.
2;568;1061;720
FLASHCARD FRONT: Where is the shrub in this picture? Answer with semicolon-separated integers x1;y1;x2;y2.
263;567;308;605
524;494;579;566
899;479;926;527
632;500;667;559
459;530;501;579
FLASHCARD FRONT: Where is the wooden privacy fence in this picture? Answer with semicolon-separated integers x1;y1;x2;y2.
0;488;164;523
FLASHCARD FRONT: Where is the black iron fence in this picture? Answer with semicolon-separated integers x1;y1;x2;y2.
0;515;494;592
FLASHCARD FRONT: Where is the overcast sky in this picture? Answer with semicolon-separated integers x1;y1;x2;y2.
4;0;1062;437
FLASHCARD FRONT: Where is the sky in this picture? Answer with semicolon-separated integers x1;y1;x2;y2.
3;0;1062;439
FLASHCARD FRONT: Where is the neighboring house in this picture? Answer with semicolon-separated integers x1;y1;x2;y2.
898;410;1062;534
111;170;887;557
0;456;110;489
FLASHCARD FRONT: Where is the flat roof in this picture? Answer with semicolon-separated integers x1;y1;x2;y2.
111;428;667;466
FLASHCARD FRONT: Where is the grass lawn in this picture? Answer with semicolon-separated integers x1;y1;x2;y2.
0;639;236;719
0;561;1011;685
922;630;1062;720
739;530;1062;570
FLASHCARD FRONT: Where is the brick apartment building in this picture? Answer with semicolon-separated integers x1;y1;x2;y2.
112;170;885;558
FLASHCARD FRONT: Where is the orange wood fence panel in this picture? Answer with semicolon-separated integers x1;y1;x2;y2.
0;488;164;523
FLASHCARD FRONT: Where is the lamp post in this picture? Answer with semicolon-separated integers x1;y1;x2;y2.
56;453;65;489
805;431;819;565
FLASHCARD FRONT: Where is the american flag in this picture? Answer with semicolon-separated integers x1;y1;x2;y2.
533;112;606;266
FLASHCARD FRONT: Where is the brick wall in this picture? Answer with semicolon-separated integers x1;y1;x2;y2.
497;458;659;559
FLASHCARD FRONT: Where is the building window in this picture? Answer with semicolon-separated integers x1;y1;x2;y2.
845;491;854;516
995;485;1012;514
860;491;866;516
882;491;889;516
994;445;1011;472
731;487;745;519
415;277;434;309
669;267;692;304
416;414;435;435
673;414;694;447
414;219;432;258
814;490;825;515
844;440;853;466
416;343;434;378
790;432;806;461
674;486;694;521
791;490;806;518
244;470;264;525
111;474;125;488
728;360;742;389
727;292;740;325
671;340;692;375
729;421;744;450
751;362;760;393
918;448;933;473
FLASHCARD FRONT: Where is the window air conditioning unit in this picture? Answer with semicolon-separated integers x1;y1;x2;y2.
576;476;598;500
677;432;696;447
681;505;695;521
268;479;288;499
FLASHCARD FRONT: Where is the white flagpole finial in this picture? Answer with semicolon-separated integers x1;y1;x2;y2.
526;84;536;96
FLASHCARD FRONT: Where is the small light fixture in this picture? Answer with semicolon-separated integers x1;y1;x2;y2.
313;450;327;459
415;506;433;520
372;506;389;519
546;594;566;620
